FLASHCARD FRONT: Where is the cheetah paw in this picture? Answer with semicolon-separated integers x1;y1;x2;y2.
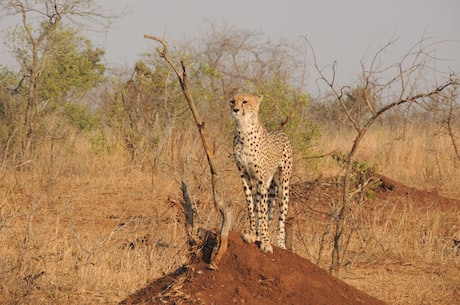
277;242;287;250
242;233;257;244
260;242;273;254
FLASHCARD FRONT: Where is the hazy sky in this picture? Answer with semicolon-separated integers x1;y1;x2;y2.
1;0;459;85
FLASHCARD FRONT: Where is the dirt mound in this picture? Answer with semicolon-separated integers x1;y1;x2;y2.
120;231;385;305
291;174;459;212
376;175;458;210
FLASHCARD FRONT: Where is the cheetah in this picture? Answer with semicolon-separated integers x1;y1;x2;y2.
230;93;292;253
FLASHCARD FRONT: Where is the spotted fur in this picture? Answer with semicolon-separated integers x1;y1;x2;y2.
230;93;292;253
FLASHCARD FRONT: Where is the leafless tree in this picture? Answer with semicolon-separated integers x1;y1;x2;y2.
444;92;460;161
306;36;459;272
419;83;460;161
198;21;304;97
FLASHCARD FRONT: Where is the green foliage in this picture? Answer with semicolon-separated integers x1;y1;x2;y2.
0;67;23;119
64;102;99;132
2;20;320;165
101;58;189;159
1;20;105;160
189;23;320;157
88;129;111;155
6;22;105;105
39;25;105;103
255;78;320;157
332;152;381;201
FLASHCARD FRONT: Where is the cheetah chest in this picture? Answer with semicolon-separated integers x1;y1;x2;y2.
234;130;282;179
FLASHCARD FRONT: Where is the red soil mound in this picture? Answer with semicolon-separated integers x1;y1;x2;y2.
120;231;386;305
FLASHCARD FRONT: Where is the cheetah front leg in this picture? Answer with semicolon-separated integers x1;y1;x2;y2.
239;172;257;244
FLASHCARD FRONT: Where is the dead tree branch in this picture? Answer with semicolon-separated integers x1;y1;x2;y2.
144;34;231;269
304;36;459;273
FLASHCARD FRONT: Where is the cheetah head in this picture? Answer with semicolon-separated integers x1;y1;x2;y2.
230;93;263;121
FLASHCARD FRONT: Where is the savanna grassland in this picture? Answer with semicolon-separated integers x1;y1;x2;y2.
1;2;459;304
0;123;459;305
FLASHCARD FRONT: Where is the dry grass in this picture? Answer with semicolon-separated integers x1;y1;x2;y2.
0;141;190;304
291;123;460;304
318;123;460;199
0;123;459;304
289;185;459;305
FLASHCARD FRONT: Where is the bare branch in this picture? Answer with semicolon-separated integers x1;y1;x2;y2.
144;35;181;80
302;36;362;132
305;34;460;272
144;34;232;269
1;0;116;29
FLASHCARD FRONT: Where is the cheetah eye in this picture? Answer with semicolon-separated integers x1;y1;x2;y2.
230;100;235;105
242;100;248;104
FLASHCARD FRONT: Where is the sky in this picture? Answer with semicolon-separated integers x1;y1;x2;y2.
1;0;459;87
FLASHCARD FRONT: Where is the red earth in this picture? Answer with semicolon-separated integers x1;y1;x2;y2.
120;233;386;305
120;175;459;305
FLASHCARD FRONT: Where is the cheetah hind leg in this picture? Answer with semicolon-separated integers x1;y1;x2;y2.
255;182;276;254
276;178;289;250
